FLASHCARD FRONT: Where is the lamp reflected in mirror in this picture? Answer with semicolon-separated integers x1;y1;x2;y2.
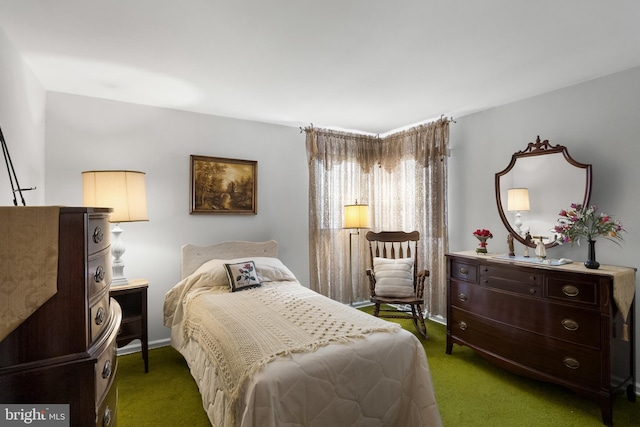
507;188;530;235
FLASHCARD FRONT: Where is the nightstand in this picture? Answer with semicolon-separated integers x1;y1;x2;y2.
110;279;149;372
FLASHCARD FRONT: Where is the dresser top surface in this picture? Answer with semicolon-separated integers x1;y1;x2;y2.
447;251;636;276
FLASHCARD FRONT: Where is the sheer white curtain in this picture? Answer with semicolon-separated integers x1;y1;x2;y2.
305;118;450;317
305;128;376;303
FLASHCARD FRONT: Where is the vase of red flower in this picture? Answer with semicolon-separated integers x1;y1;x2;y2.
473;229;493;254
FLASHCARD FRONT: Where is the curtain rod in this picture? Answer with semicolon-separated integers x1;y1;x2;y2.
299;114;456;135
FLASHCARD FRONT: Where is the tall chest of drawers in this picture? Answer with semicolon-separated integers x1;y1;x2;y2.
0;207;121;427
446;251;636;427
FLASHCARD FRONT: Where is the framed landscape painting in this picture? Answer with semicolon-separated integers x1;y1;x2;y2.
190;155;257;214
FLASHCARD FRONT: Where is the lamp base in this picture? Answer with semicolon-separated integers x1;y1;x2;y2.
110;275;130;287
111;223;129;286
513;211;522;235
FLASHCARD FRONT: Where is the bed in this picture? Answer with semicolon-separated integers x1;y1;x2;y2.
163;240;441;427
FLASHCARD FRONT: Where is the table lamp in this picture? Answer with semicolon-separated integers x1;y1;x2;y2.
82;170;148;286
507;188;530;235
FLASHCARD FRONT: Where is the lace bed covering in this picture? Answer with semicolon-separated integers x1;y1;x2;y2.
183;281;400;423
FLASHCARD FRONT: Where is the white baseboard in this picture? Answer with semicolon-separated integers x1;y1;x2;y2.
115;338;170;356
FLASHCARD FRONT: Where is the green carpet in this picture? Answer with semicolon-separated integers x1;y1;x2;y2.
117;312;638;426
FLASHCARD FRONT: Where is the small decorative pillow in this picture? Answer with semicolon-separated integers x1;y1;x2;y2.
372;257;414;298
224;260;261;292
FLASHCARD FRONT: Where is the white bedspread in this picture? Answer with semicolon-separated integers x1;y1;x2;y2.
164;257;441;427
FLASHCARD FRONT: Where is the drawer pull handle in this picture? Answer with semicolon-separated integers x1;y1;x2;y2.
93;226;104;244
562;285;580;297
95;265;106;282
563;357;580;370
529;288;536;295
459;267;468;275
459;321;468;331
561;318;579;331
102;360;112;379
458;293;468;302
529;276;536;281
103;406;112;426
95;307;106;325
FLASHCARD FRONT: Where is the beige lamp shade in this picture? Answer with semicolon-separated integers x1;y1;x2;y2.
507;188;530;212
343;203;370;229
82;170;149;223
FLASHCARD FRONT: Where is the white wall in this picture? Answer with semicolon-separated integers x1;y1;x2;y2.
0;28;46;206
43;93;309;347
448;66;640;386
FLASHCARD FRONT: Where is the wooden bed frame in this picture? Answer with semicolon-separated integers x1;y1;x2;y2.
180;240;278;279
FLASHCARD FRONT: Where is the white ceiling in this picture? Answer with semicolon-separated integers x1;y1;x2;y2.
0;1;638;135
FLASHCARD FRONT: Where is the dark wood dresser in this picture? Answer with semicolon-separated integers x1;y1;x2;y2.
0;207;121;427
446;251;636;427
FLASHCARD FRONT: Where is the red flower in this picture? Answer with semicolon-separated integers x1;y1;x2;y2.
473;229;493;238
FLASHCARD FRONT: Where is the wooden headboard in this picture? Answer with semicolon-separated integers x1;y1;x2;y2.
180;240;278;279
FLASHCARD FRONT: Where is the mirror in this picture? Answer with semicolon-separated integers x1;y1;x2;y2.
495;136;592;248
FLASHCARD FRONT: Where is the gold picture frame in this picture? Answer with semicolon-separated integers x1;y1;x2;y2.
190;155;257;214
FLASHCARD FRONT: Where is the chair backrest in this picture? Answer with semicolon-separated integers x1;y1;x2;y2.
366;230;420;280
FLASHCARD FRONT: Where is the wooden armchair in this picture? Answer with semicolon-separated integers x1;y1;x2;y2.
365;231;429;338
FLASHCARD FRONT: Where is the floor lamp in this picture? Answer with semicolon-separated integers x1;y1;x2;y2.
1;125;36;205
343;200;370;305
82;170;149;286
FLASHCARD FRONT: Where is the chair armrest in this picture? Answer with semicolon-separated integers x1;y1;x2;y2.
416;269;429;300
366;268;376;297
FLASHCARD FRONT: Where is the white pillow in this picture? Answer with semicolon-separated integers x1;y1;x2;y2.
193;256;297;287
253;257;297;282
373;257;414;298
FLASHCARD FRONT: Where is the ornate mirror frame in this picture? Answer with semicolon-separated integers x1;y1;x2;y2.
495;136;592;248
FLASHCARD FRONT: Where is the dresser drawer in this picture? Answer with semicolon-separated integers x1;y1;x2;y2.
450;280;540;328
88;248;112;299
450;260;478;283
450;307;602;389
94;301;120;408
96;374;117;427
451;280;601;348
95;332;117;408
87;215;110;255
480;265;542;297
546;275;598;306
90;291;111;344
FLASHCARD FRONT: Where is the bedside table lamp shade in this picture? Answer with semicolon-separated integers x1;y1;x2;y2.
82;170;148;286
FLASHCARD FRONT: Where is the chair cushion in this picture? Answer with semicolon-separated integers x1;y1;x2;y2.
224;260;262;292
372;257;414;297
